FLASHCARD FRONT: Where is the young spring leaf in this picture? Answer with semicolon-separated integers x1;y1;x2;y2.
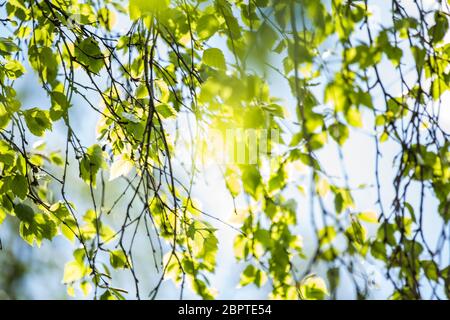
202;48;226;70
23;108;52;137
74;37;104;74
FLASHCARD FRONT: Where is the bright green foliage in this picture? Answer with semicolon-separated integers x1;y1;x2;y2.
79;144;105;187
110;250;131;269
74;37;104;74
129;0;169;20
239;264;267;288
16;204;58;246
23;108;52;136
63;249;91;285
300;275;329;300
202;48;226;70
0;0;449;301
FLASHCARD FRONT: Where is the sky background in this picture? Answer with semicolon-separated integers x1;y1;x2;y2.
0;0;449;299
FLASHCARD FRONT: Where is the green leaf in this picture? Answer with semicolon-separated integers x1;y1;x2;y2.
109;156;133;181
33;214;57;240
74;37;104;74
347;218;367;245
99;290;118;300
254;229;272;249
386;45;402;67
61;219;77;243
50;152;64;166
155;79;169;103
0;37;20;56
155;103;177;119
241;165;262;199
63;260;87;283
371;240;387;261
379;131;389;143
0;207;6;225
300;275;329;300
0;104;12;130
109;250;130;269
79;144;105;186
191;278;216;300
327;268;340;294
0;141;16;165
345;107;363;127
215;0;241;39
199;231;218;271
421;260;439;281
98;7;116;31
100;224;116;243
438;201;450;223
19;212;57;246
80;280;92;297
319;226;336;244
316;177;330;197
239;264;256;287
225;168;241;197
3;60;25;79
73;248;86;264
309;132;328;150
50;91;70;121
129;0;169;20
50;202;71;219
196;14;220;40
429;12;449;44
202;48;226;70
23;108;52;136
11;174;28;199
14;203;34;223
411;46;426;70
333;188;354;214
66;285;75;297
328;122;349;145
135;84;149;99
262;103;285;118
358;211;378;224
234;234;249;260
28;46;58;83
